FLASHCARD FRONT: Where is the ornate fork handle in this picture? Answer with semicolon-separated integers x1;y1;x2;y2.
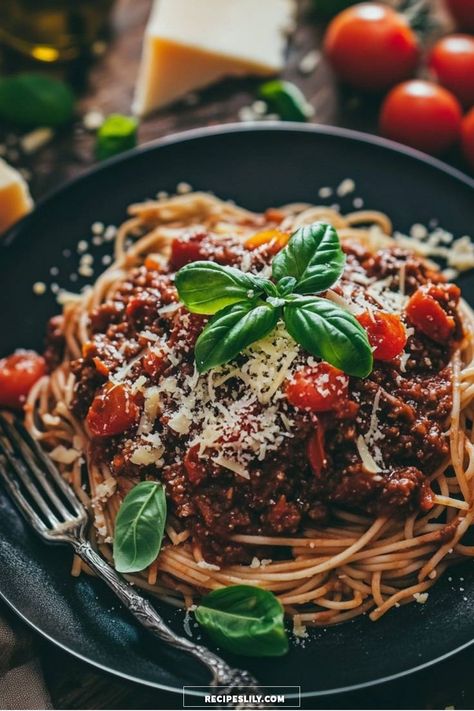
71;538;263;706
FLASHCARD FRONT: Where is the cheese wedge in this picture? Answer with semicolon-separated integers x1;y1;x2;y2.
133;0;295;116
0;158;33;235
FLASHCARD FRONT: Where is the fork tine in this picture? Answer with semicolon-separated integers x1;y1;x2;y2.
10;416;86;517
0;453;49;535
2;417;83;521
0;423;61;527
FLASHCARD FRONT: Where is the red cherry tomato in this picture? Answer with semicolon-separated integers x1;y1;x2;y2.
86;383;140;437
357;311;407;361
0;350;46;410
380;80;462;155
461;107;474;170
444;0;474;32
286;363;349;412
428;35;474;108
307;425;327;476
170;234;205;270
405;286;456;343
324;3;419;92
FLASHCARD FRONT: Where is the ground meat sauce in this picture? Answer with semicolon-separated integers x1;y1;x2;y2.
50;231;462;565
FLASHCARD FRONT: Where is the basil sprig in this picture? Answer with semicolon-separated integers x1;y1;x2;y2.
113;481;167;573
195;585;288;657
175;221;373;378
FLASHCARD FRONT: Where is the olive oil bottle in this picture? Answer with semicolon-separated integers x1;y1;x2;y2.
0;0;113;62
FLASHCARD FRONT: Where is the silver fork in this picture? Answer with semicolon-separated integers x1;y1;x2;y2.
0;413;265;708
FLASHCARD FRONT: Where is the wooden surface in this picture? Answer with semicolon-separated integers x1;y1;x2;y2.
0;0;473;708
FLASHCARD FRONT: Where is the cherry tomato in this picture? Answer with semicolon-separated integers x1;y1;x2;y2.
461;107;474;170
324;3;419;92
286;363;349;412
380;80;462;155
86;383;140;437
357;311;407;361
170;234;205;270
244;230;289;251
307;425;327;476
0;350;46;410
405;285;456;343
444;0;474;32
428;35;474;108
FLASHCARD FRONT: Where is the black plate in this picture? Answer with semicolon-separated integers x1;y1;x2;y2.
1;124;474;698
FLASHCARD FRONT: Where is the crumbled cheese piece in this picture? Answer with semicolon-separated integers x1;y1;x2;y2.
337;178;355;197
293;617;308;638
93;477;117;503
299;49;320;74
356;436;381;474
20;128;53;155
413;592;429;604
196;560;220;571
33;281;47;295
49;445;82;465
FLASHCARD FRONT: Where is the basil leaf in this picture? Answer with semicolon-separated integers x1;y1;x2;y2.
96;114;138;161
259;80;312;122
284;296;373;377
272;222;345;295
195;585;288;657
113;481;166;573
176;262;267;315
195;301;280;373
0;73;74;128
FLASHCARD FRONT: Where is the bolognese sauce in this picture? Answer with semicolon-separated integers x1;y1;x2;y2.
44;229;462;565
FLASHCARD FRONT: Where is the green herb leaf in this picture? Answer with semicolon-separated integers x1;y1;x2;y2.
113;481;166;573
96;114;138;161
195;301;280;373
175;261;266;315
259;80;312;122
0;73;74;128
273;222;346;295
195;585;288;657
284;295;373;377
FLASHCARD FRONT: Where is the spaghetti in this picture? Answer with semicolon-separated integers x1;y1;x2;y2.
24;191;474;629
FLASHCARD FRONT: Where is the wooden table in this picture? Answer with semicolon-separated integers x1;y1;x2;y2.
1;0;473;707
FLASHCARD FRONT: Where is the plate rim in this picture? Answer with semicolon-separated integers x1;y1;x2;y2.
1;121;474;698
2;121;474;249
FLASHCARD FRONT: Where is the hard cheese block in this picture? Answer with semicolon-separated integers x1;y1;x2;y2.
133;0;295;116
0;158;33;234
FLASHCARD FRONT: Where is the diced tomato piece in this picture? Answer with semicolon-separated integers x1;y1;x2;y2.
0;350;46;410
285;363;349;412
170;234;205;270
307;423;326;477
142;349;167;379
144;254;163;271
244;229;289;251
405;285;457;343
357;310;407;361
86;383;140;437
93;356;110;377
184;444;207;486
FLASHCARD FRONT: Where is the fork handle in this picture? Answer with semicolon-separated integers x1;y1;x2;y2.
71;538;262;697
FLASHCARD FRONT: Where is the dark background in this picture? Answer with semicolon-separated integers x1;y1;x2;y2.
0;0;473;708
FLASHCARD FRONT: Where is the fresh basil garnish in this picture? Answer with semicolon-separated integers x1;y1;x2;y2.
0;73;75;128
113;481;166;573
195;301;280;373
174;221;373;379
195;585;288;657
284;296;373;377
175;261;268;315
272;222;345;295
